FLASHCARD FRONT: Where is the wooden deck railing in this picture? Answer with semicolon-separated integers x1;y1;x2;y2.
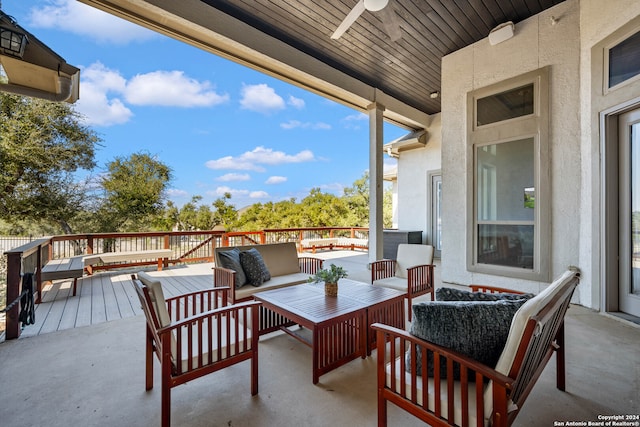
2;227;368;339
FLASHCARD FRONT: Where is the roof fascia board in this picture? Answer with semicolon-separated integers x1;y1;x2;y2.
79;0;430;128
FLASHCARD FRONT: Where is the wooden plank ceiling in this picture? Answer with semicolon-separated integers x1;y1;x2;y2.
200;0;566;116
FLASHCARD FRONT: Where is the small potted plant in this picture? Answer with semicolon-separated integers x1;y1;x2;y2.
308;263;348;297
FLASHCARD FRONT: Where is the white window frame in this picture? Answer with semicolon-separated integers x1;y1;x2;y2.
466;68;550;282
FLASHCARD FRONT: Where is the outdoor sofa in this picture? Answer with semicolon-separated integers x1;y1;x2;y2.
213;241;323;304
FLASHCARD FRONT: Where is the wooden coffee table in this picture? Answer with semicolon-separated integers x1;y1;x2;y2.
253;279;405;384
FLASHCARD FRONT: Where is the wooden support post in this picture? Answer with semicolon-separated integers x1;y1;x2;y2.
163;234;170;268
368;101;385;264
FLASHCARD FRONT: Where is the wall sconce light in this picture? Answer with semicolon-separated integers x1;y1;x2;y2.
488;21;514;46
429;91;440;99
0;26;28;58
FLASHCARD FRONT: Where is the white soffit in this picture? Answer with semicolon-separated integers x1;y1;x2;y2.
383;130;428;157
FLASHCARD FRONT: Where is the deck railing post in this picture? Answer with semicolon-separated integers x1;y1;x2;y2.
5;251;23;340
35;244;43;304
210;233;216;262
87;235;94;254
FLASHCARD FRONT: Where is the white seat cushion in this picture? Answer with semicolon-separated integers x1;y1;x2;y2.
137;271;171;327
395;244;434;279
234;272;310;300
386;358;487;427
175;315;252;373
372;276;408;293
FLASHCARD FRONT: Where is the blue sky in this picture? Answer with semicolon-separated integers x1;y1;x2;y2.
3;0;404;209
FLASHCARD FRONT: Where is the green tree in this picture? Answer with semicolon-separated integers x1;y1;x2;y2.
176;196;203;230
0;93;100;233
97;152;172;231
343;171;370;226
342;171;394;228
299;188;350;227
152;200;180;231
211;192;237;230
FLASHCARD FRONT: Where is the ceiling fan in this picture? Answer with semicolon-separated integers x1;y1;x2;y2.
331;0;402;41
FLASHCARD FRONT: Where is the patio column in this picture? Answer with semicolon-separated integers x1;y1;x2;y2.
368;102;384;264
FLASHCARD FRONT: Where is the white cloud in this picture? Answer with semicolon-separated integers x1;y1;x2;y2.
125;71;229;107
342;112;368;129
209;187;249;198
239;84;285;114
265;176;287;184
288;95;305;109
216;173;251;182
280;120;331;130
250;191;269;198
205;155;261;172
75;63;132;126
384;158;398;169
205;146;315;172
167;188;189;198
74;62;229;126
28;0;157;44
319;182;345;194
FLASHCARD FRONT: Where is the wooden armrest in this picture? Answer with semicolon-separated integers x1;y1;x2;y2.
406;264;435;297
298;256;323;274
159;301;261;333
213;266;236;303
470;284;524;294
371;259;396;283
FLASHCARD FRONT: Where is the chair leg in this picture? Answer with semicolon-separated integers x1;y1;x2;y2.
556;321;566;391
72;278;78;296
145;327;154;390
161;361;171;427
378;390;387;427
251;350;259;396
406;295;412;322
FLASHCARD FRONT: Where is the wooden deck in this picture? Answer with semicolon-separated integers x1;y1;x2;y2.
19;263;215;339
4;251;374;340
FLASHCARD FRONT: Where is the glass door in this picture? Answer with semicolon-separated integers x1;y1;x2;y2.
619;109;640;316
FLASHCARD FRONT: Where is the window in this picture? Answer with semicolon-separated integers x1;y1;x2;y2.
476;138;534;269
608;30;640;89
476;84;534;126
467;68;549;281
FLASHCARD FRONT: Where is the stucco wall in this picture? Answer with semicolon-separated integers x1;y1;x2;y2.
394;0;640;309
440;0;582;295
396;113;442;244
580;0;640;309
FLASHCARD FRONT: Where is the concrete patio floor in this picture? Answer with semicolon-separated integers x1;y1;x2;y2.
0;250;639;426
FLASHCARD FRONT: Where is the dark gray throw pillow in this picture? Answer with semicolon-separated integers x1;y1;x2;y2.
407;299;527;379
217;248;247;288
436;287;534;302
239;248;271;287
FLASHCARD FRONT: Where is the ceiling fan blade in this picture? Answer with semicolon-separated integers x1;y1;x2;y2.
331;0;366;40
378;5;402;41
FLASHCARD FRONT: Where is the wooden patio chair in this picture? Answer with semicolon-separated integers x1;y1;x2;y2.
371;243;435;321
372;270;580;427
132;272;260;427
